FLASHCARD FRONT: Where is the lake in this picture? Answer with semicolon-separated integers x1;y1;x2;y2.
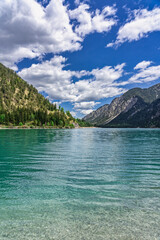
0;128;160;240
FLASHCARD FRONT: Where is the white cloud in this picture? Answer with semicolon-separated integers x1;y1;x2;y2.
73;101;100;114
107;7;160;47
19;56;86;102
91;64;125;84
134;61;152;70
0;0;117;69
80;109;94;115
70;111;77;117
52;101;62;109
19;56;126;114
74;0;80;5
74;101;98;110
73;63;126;103
0;0;82;69
120;61;160;84
69;4;117;37
74;0;90;6
42;0;50;4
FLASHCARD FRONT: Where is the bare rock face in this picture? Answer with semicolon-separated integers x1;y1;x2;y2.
83;83;160;128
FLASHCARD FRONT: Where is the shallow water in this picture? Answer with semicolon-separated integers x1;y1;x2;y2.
0;128;160;240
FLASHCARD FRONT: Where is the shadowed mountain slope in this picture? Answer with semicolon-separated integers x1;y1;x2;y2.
84;83;160;128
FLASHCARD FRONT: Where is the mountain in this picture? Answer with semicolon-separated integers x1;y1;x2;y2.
0;63;56;112
84;83;160;128
0;63;75;128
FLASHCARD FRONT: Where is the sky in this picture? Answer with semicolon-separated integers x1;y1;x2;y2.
0;0;160;117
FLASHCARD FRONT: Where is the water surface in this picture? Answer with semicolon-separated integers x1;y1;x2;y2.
0;128;160;239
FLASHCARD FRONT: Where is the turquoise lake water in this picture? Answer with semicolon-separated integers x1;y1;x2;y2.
0;128;160;240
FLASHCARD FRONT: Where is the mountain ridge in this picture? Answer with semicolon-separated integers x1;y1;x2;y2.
0;62;77;128
84;83;160;128
0;63;56;112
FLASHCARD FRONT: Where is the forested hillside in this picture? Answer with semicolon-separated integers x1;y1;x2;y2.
0;63;75;128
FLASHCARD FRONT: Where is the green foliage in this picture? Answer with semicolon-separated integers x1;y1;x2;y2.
69;124;75;129
66;110;75;121
0;107;77;128
0;63;89;128
0;114;5;123
30;114;35;121
76;119;93;127
0;63;57;113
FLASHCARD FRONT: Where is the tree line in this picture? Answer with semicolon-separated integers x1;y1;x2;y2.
0;107;75;128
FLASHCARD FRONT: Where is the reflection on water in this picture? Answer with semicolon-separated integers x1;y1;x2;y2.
0;129;160;239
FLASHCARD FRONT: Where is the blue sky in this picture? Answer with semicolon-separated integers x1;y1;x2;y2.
0;0;160;117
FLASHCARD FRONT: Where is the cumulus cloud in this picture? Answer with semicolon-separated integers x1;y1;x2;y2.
74;101;100;114
19;56;88;102
74;0;90;6
91;64;125;84
74;101;99;110
134;61;152;70
69;4;117;37
19;56;126;114
0;0;116;69
119;61;160;84
107;7;160;47
80;109;94;115
0;0;82;69
70;111;77;117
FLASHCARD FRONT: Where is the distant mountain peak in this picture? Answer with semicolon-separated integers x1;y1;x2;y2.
84;83;160;128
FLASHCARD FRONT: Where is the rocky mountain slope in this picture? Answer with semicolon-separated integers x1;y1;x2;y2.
84;83;160;128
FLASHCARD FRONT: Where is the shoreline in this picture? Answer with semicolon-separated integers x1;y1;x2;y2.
0;125;96;130
0;126;159;130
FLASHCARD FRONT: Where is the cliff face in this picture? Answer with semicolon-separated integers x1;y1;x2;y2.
84;83;160;128
106;98;160;128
